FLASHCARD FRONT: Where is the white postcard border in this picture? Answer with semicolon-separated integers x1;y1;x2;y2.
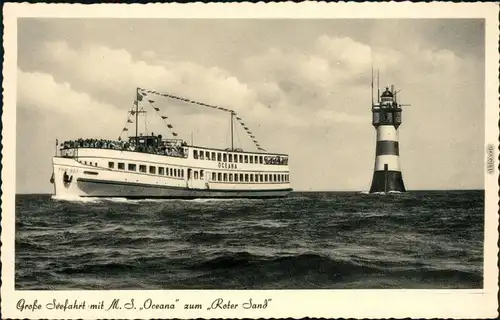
2;2;498;319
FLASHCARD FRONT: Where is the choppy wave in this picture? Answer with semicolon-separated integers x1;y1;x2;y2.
16;191;484;289
51;194;102;203
30;250;483;289
367;191;404;195
387;190;404;194
357;190;404;195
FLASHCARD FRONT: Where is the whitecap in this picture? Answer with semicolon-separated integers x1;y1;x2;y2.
51;195;102;203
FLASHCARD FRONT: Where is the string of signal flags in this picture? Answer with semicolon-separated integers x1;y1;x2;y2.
120;87;266;152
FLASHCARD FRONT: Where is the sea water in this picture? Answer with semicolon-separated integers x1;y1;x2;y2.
15;190;483;289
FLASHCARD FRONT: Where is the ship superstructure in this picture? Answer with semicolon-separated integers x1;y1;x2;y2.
51;88;292;199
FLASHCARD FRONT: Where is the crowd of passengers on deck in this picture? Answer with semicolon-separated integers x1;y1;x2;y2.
264;156;288;165
61;139;287;164
61;138;187;158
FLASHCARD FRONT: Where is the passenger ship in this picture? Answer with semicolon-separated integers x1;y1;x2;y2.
51;88;292;199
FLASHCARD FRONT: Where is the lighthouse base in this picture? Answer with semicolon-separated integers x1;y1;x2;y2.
369;170;406;193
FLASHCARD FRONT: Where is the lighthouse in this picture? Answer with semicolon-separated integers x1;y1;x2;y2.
369;73;408;193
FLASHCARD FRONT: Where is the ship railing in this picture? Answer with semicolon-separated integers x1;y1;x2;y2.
264;155;288;166
60;139;189;159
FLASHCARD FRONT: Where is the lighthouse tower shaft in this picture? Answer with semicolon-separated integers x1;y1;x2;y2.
370;86;406;193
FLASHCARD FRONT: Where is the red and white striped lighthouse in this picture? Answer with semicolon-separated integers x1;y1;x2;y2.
369;73;408;193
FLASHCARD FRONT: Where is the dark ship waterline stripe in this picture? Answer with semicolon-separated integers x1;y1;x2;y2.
77;178;292;193
375;140;399;156
81;195;289;199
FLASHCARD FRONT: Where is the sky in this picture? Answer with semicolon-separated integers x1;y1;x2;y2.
16;18;485;193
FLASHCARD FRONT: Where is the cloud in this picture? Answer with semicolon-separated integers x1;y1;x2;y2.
315;35;372;72
316;110;370;124
17;68;125;138
38;41;259;112
240;35;409;130
141;50;156;60
22;34;483;148
29;37;384;134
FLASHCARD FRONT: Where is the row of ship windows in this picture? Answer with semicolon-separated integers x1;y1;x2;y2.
208;172;289;183
194;150;263;164
108;161;185;178
101;161;289;183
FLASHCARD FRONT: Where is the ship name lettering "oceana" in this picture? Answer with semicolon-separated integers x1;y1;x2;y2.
218;162;238;169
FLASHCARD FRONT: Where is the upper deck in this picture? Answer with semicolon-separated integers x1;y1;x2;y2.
59;137;289;170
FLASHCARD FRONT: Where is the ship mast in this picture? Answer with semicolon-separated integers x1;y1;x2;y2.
133;87;146;145
135;87;139;145
230;111;234;151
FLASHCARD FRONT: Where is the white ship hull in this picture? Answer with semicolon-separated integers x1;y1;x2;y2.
52;148;292;199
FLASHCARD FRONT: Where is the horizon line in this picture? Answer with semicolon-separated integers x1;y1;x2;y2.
15;188;485;196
